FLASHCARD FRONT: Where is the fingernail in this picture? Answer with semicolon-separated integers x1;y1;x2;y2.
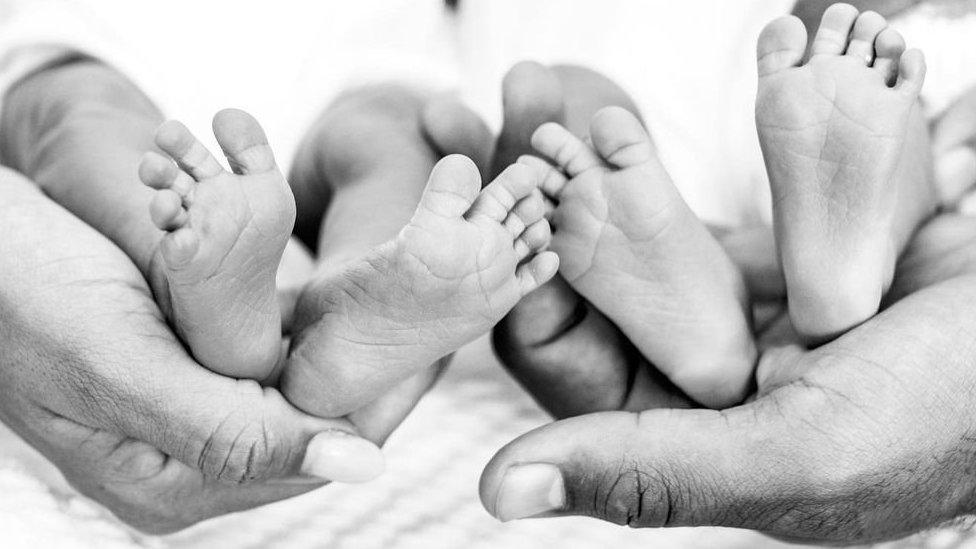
299;430;385;483
493;463;565;521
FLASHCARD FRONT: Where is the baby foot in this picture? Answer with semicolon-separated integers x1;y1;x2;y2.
282;155;558;417
529;107;756;408
141;109;295;380
756;4;930;343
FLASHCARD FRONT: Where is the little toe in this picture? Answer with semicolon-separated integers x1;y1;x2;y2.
810;3;860;58
756;16;807;76
155;120;225;181
845;11;887;65
531;122;602;177
149;189;188;230
516;250;559;295
468;162;540;223
416;154;483;219
895;48;926;97
159;227;200;268
517;155;567;201
139;151;195;197
212;108;278;175
588;106;655;169
872;27;906;85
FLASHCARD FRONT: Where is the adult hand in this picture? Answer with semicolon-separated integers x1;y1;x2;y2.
930;84;976;208
0;170;387;533
480;213;976;544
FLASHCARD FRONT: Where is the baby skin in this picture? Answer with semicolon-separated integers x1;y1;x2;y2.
140;109;558;404
756;4;935;343
525;107;756;408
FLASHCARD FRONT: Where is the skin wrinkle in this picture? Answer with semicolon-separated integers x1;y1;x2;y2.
196;412;234;475
217;425;250;483
0;69;409;531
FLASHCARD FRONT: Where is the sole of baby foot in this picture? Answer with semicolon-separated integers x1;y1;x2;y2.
755;5;929;344
141;109;295;379
484;62;617;381
282;155;558;418
529;106;756;408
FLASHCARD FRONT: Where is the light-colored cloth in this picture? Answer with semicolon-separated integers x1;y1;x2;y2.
455;0;794;228
0;0;788;228
3;2;975;547
0;0;460;174
0;336;965;549
891;1;976;117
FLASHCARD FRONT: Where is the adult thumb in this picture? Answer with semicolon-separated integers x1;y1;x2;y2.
480;406;795;528
89;344;386;485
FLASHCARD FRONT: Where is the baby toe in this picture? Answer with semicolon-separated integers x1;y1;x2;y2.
212;108;277;175
155;119;225;181
159;227;200;268
516;250;559;295
895;48;926;97
810;3;860;58
531;122;602;177
588;106;654;169
416;154;482;219
756;15;807;76
517;154;567;201
149;189;188;231
507;190;547;234
872;27;906;85
469;162;539;223
845;11;887;65
518;219;552;255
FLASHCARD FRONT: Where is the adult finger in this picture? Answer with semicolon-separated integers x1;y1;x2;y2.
931;85;976;204
482;275;976;543
0;177;384;485
479;404;803;530
421;94;494;181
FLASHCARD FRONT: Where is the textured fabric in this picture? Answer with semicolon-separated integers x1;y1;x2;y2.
0;0;459;175
0;337;972;548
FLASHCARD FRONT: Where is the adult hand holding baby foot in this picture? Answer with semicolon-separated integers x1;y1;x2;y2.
0;170;386;534
0;62;428;534
480;6;976;544
481;248;976;543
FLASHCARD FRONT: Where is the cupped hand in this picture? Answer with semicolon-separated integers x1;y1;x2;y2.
480;212;976;544
0;169;390;533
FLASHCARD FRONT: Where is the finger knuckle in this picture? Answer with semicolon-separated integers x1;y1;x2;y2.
200;419;279;483
194;385;285;483
581;457;704;528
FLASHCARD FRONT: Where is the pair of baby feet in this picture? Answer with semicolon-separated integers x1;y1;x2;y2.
142;3;931;416
488;3;932;407
142;109;557;416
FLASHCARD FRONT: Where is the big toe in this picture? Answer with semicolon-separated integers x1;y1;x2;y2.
212;108;277;174
416;154;483;219
421;96;494;179
492;61;565;176
757;15;807;76
588;106;656;168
